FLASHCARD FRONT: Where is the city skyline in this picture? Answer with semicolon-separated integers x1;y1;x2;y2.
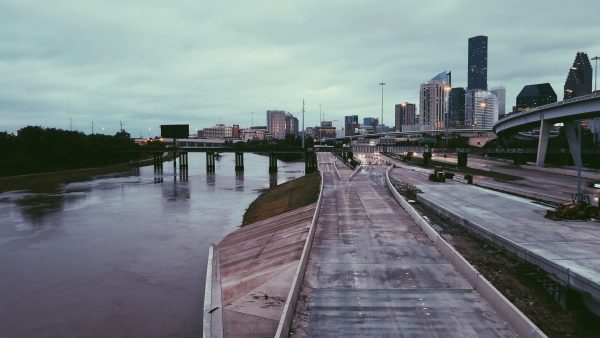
1;1;599;135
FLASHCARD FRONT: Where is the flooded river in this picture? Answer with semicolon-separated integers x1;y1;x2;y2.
0;153;305;337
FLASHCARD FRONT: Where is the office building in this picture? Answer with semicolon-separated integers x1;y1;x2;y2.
266;110;287;139
465;90;498;129
564;52;593;99
363;117;379;128
202;124;234;139
490;86;506;119
420;71;451;130
285;113;299;136
468;36;488;90
448;87;465;127
516;83;557;112
395;102;417;131
344;115;359;136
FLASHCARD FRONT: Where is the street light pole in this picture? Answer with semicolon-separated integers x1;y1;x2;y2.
592;56;599;92
302;100;305;149
319;104;322;144
379;82;386;128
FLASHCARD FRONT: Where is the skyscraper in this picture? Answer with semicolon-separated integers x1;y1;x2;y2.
344;115;359;136
420;71;451;130
468;36;488;90
395;103;417;131
465;90;498;129
516;83;557;112
490;86;506;118
564;52;593;99
266;110;286;139
448;87;465;127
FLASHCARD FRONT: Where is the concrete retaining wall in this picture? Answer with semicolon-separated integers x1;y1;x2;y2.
416;191;600;306
274;167;326;338
385;165;547;338
203;244;223;338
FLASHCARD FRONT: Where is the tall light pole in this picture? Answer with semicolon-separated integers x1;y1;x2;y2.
592;56;599;92
301;100;305;149
319;104;322;144
379;82;386;128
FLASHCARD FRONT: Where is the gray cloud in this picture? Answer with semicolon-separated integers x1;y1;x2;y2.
1;0;599;135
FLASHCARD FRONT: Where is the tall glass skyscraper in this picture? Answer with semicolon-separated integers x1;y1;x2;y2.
468;36;488;90
448;87;465;127
564;52;592;99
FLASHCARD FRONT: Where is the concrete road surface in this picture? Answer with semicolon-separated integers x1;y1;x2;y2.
290;154;517;337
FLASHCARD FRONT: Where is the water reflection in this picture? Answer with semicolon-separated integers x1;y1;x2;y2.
206;172;215;189
162;179;191;202
235;172;244;192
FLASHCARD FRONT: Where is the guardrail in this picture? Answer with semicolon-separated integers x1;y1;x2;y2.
274;164;325;337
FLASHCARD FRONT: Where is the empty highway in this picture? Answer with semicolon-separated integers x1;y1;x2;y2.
289;153;518;337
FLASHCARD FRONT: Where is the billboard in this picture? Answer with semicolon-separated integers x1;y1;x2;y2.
161;124;189;138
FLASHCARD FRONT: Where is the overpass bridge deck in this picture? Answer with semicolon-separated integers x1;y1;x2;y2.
290;154;518;337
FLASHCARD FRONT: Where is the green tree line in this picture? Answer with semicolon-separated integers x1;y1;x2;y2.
0;126;142;177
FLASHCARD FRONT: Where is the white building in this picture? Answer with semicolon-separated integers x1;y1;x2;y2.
490;86;506;118
420;71;451;130
465;90;498;129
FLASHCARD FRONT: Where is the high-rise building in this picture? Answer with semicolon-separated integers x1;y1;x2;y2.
363;117;379;128
564;52;593;99
516;83;557;112
395;103;417;131
420;71;451;130
468;36;488;90
266;110;287;139
490;86;506;118
465;90;498;129
344;115;359;136
285;113;299;136
448;87;465;127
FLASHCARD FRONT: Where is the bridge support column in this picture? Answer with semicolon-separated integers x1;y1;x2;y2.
457;152;468;167
423;152;432;166
179;152;188;181
269;153;278;173
536;117;551;167
305;151;316;173
206;152;216;173
153;153;163;173
564;120;582;168
235;152;244;172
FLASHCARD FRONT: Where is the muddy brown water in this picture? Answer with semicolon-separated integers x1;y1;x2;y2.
0;153;305;337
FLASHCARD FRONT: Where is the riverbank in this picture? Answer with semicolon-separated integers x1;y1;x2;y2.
0;154;167;193
242;172;320;226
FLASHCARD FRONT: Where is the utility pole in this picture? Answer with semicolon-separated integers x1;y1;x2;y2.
92;121;94;135
70;118;72;131
302;100;305;149
379;82;386;127
592;56;599;92
120;121;124;133
251;112;254;127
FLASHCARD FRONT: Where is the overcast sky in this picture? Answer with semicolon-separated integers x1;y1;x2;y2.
1;0;599;136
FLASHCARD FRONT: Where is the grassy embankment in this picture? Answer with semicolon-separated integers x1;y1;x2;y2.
242;172;321;226
0;155;166;193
